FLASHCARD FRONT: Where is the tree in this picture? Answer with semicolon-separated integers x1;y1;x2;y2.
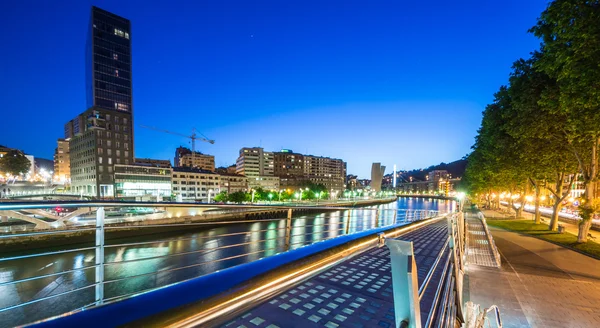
0;150;31;176
531;0;600;242
213;191;228;203
228;191;247;204
506;53;578;228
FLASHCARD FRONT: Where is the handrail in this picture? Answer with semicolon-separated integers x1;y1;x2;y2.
0;200;445;327
28;215;446;328
418;236;450;299
480;215;502;267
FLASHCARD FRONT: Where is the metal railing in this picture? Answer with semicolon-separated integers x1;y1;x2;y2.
386;212;466;328
0;200;442;327
480;215;502;267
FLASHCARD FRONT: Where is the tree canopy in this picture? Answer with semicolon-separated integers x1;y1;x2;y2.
464;0;600;242
0;150;31;176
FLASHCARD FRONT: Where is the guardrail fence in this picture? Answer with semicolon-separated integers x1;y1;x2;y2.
0;201;441;327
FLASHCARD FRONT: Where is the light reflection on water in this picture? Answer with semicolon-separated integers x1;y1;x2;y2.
0;197;453;327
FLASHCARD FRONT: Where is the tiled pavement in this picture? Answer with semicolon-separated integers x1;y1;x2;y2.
222;221;451;328
465;215;600;328
465;212;499;267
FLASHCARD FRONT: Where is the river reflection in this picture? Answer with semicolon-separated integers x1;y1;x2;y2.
0;197;453;327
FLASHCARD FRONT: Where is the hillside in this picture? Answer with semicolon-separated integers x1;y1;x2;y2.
396;159;467;182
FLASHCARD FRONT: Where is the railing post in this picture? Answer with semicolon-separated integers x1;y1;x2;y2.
375;209;380;228
385;239;421;328
95;207;105;306
284;208;292;251
345;209;352;235
447;214;465;322
393;209;398;223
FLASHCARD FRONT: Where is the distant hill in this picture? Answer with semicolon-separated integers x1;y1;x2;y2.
395;159;467;182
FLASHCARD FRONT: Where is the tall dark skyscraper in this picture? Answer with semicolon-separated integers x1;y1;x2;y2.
86;6;133;113
65;6;135;197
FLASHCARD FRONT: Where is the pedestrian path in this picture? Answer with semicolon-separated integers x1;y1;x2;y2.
465;212;600;328
465;212;499;267
222;221;450;328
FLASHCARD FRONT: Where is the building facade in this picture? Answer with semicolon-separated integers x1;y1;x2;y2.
172;167;221;202
370;163;386;192
219;173;248;193
174;147;215;171
236;147;278;190
114;164;172;200
67;108;134;197
135;158;171;168
67;7;134;197
303;154;346;192
54;139;70;184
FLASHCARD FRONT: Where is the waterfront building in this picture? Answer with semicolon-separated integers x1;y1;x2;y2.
219;173;248;193
54;139;70;184
236;147;277;190
174;146;215;171
172;167;221;202
135;158;171;168
67;6;134;197
114;164;172;200
272;149;346;193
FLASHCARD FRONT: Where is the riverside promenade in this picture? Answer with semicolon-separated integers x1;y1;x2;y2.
465;211;600;328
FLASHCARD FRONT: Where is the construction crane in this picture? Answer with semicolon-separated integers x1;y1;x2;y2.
139;125;215;166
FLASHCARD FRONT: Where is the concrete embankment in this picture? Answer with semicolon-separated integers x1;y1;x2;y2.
0;198;395;255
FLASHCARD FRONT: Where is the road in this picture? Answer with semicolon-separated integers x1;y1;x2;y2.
0;197;454;327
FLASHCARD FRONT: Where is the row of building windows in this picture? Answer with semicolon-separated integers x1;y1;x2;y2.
95;80;130;96
94;46;131;65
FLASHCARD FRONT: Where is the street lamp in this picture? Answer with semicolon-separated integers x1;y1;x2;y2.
268;193;273;203
278;189;284;201
316;191;321;204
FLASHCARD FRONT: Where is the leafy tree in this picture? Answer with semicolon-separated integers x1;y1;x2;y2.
228;191;247;204
0;150;31;176
213;191;228;203
530;0;600;241
507;53;577;228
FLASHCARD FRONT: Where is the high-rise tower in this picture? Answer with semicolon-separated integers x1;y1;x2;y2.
66;6;134;197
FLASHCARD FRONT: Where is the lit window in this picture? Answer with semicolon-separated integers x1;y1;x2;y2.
115;69;119;77
125;32;129;39
113;54;118;60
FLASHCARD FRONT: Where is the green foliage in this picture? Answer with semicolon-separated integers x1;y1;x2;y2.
228;191;247;204
213;191;228;203
0;150;31;176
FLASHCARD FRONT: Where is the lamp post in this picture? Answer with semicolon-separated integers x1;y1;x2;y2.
316;191;321;204
268;193;273;203
251;189;256;203
278;189;283;202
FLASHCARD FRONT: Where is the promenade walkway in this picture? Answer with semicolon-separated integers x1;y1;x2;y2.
465;212;600;328
222;221;450;328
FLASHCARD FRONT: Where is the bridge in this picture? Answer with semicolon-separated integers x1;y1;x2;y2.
0;199;502;327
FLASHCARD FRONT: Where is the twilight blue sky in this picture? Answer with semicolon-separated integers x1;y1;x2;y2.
0;0;547;178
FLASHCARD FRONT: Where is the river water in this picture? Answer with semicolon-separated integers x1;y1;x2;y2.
0;197;454;327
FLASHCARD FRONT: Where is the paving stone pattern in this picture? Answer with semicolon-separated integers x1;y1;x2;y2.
223;221;450;328
465;213;499;267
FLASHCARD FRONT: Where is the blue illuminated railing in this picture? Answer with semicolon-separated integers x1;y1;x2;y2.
0;200;445;327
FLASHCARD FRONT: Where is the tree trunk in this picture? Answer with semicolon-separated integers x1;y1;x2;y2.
578;179;596;242
578;219;593;243
578;137;598;243
534;192;541;224
550;201;562;231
